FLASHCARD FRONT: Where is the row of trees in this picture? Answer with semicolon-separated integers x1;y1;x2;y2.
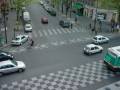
95;0;120;23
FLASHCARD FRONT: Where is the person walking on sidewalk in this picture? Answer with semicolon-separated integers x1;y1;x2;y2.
70;22;73;29
75;15;78;23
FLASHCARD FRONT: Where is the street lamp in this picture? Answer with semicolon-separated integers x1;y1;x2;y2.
1;1;8;44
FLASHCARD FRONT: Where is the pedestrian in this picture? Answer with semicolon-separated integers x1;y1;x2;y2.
70;22;73;29
89;23;91;29
30;39;34;46
91;28;94;33
75;15;77;23
116;23;120;32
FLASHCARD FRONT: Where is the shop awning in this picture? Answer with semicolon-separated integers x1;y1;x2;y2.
72;2;84;9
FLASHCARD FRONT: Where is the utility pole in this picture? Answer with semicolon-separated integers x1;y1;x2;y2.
1;0;8;44
93;0;98;35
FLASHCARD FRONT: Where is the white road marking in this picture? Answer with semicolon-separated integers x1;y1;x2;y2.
32;31;37;38
69;39;76;43
34;44;40;49
61;28;67;33
38;30;43;37
51;42;59;46
76;38;82;42
74;27;80;32
56;29;62;34
19;47;26;52
65;29;71;33
52;29;58;35
43;30;48;36
72;29;76;33
40;44;48;48
59;41;67;45
47;29;53;35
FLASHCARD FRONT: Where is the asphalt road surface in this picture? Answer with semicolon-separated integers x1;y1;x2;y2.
0;3;120;90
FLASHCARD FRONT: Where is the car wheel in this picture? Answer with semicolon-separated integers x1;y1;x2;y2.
88;52;92;55
100;50;103;53
0;72;3;76
18;68;24;72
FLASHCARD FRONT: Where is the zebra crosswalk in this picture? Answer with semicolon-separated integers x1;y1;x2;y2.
8;37;91;54
30;27;87;38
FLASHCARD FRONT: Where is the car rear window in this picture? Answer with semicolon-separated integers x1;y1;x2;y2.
93;37;97;40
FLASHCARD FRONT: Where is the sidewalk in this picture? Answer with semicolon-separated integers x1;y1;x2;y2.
0;10;24;49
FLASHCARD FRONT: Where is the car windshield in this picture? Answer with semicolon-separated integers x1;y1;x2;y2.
26;25;31;28
11;60;17;65
15;37;20;40
86;47;90;50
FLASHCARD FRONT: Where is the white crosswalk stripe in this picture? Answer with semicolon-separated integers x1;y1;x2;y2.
32;31;37;38
52;29;58;35
43;30;48;36
30;27;88;38
56;28;62;34
38;30;43;37
61;28;67;33
65;29;71;33
47;29;53;35
74;27;80;32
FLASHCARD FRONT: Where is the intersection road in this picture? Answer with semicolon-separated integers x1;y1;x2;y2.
0;36;120;90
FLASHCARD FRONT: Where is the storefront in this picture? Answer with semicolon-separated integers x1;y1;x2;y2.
84;5;118;22
72;2;84;16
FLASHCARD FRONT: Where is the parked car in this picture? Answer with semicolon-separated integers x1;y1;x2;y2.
23;11;31;23
41;17;48;24
47;8;56;16
24;23;32;32
93;35;109;44
43;4;49;11
0;60;26;76
0;50;14;61
84;44;103;55
59;20;70;28
39;0;44;5
11;35;29;46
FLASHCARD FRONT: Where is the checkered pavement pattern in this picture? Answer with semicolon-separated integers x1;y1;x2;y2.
0;60;119;90
97;80;120;90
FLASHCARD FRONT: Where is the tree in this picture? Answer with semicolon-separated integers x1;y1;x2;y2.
14;0;32;21
97;0;120;23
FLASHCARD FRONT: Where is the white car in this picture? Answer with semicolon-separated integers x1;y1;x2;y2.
11;35;28;46
93;35;109;44
24;23;32;32
84;44;103;55
0;60;26;76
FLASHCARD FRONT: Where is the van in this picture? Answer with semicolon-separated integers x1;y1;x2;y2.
23;11;31;23
104;46;120;71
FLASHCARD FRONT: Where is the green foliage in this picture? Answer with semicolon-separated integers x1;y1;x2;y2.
97;0;120;10
14;0;32;11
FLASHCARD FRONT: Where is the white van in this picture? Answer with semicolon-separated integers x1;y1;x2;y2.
23;11;31;22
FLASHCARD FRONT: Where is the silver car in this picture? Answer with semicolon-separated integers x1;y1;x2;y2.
0;60;26;76
84;44;103;55
93;35;109;44
11;34;28;46
24;23;32;32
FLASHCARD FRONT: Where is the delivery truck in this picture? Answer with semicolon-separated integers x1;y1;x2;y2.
104;46;120;71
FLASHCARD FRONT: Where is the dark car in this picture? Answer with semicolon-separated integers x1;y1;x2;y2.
47;8;56;16
0;50;14;62
59;20;70;28
41;17;48;24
